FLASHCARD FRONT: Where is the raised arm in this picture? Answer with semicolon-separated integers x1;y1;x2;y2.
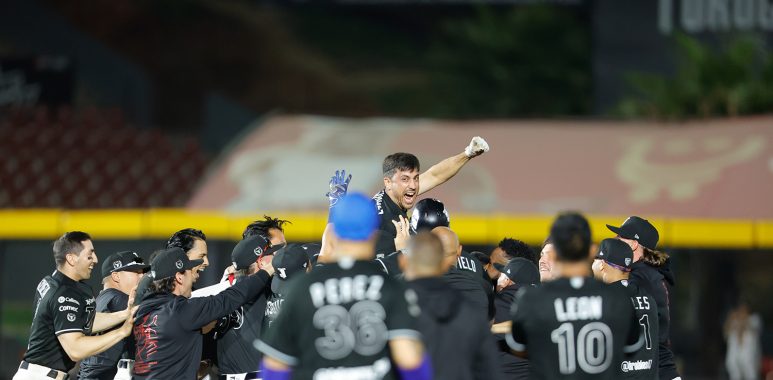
418;137;489;195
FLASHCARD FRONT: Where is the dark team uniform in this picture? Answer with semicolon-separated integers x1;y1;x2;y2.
23;270;97;372
493;286;529;379
217;279;272;376
444;266;494;321
630;260;678;379
372;190;407;257
508;276;643;380
256;260;421;380
614;279;660;379
78;288;133;380
262;289;286;332
132;271;270;379
408;277;503;380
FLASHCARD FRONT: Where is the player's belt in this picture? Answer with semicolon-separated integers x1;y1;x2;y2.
19;360;69;380
218;370;261;380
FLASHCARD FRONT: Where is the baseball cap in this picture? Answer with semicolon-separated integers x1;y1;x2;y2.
231;235;271;271
502;258;540;287
606;216;659;250
331;193;380;241
149;247;204;280
596;238;634;272
271;244;310;294
101;251;150;278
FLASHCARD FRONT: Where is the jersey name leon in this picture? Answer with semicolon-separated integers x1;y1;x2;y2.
309;275;385;309
554;296;603;322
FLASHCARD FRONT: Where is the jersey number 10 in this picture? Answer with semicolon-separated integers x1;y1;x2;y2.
550;322;613;374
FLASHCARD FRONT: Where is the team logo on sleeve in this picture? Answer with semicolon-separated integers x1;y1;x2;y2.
175;260;184;269
58;296;66;303
66;313;76;322
36;280;50;297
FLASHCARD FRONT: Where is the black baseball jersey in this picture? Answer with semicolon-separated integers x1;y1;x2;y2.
374;251;403;279
493;286;529;379
508;276;643;380
256;260;421;380
217;278;272;375
629;260;679;380
23;270;97;372
79;288;134;380
262;290;286;333
614;280;660;379
373;190;408;257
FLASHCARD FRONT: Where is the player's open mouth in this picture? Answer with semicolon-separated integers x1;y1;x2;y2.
539;263;549;272
403;191;416;204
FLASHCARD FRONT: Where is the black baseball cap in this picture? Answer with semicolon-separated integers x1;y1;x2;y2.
502;258;540;287
596;238;634;272
101;251;150;278
301;243;322;265
150;247;204;280
271;244;310;294
606;216;659;250
231;235;271;271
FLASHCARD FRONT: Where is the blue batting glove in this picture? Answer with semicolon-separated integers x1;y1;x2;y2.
326;169;352;208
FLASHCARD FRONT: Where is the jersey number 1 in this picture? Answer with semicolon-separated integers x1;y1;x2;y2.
550;322;613;374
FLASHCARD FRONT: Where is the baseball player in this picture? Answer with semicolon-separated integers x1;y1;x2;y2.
242;215;290;248
593;238;660;379
78;251;150;380
607;216;681;380
403;232;503;380
165;228;209;283
319;137;490;261
508;213;644;379
256;193;430;380
216;235;274;380
14;232;135;380
537;236;557;282
493;258;540;379
262;244;311;331
132;247;273;379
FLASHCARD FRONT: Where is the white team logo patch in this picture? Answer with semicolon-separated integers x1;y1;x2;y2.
277;268;287;279
625;258;632;266
58;296;66;304
175;260;184;269
254;247;263;256
634;234;640;239
113;260;122;269
66;313;76;322
37;280;51;297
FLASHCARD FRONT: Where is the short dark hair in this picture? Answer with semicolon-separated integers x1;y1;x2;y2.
53;231;92;267
166;228;206;253
242;216;290;240
550;212;591;263
382;153;420;178
498;238;537;265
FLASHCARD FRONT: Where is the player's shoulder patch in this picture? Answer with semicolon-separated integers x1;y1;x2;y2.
36;279;51;298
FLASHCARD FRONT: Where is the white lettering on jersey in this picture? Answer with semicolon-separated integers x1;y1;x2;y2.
58;296;80;305
457;256;476;272
372;192;385;215
631;296;651;310
309;275;384;308
85;297;95;306
277;268;287;279
36;280;50;297
58;305;79;312
621;360;653;372
313;357;391;380
555;296;603;322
